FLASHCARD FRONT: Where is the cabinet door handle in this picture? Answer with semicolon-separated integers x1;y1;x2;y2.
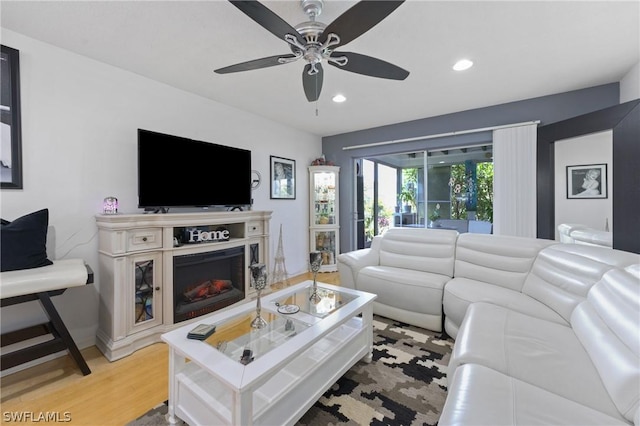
142;237;148;242
155;286;161;291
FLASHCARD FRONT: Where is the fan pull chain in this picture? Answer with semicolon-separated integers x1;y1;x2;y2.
315;74;319;116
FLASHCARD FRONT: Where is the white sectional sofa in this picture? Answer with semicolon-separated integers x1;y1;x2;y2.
338;228;458;332
337;228;640;425
558;222;612;248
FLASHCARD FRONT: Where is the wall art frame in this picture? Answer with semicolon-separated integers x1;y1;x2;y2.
1;45;23;189
566;163;607;199
270;156;295;199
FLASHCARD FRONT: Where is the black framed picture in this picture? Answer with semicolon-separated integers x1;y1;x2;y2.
566;164;607;199
1;45;23;189
270;156;295;199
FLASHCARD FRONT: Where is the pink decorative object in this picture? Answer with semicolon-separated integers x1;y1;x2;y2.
103;196;118;214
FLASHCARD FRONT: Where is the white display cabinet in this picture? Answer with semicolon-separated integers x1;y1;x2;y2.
309;166;340;272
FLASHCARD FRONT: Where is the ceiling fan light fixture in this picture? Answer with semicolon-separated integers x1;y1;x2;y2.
218;0;410;102
453;59;473;71
332;94;347;103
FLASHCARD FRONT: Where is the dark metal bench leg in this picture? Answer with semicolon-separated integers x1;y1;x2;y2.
37;293;91;375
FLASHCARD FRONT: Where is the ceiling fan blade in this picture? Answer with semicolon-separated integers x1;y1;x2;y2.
303;64;324;102
329;51;409;80
320;0;405;47
229;1;305;45
214;54;297;74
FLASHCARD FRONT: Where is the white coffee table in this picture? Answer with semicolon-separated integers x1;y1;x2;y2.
161;280;376;426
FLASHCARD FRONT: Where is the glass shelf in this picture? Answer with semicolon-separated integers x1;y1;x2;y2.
203;311;311;365
274;285;356;318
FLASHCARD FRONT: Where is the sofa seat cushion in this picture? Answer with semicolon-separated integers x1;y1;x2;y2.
448;302;625;422
439;363;629;426
443;277;566;338
358;265;449;316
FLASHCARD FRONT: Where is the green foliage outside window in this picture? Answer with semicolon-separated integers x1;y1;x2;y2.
364;201;393;242
449;162;493;222
398;168;418;212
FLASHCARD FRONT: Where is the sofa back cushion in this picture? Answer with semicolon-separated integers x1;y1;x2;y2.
523;244;640;322
379;228;457;276
571;267;640;422
454;233;554;292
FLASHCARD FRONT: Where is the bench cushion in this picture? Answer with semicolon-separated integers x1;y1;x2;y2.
0;259;88;299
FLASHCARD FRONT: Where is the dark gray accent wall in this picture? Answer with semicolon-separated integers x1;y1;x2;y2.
323;83;620;253
538;99;640;253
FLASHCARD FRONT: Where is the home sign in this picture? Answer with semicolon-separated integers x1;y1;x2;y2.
184;226;230;243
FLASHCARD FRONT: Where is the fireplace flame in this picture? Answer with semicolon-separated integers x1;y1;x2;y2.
184;279;232;302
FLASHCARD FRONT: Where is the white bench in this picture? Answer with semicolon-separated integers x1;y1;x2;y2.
0;259;93;375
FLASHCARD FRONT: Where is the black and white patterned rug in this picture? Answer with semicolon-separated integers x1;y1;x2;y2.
128;315;454;426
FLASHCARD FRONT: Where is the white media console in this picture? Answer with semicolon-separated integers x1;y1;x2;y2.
95;211;271;361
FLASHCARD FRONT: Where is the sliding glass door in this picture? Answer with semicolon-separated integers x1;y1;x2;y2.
357;159;398;248
356;144;494;245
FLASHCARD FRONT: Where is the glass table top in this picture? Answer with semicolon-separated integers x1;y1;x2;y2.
204;310;310;365
274;285;356;318
199;284;356;365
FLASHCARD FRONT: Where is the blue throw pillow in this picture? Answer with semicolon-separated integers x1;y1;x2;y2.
1;209;54;272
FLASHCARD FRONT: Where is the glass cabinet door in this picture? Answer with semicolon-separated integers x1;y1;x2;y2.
131;253;162;333
311;229;338;272
312;170;338;226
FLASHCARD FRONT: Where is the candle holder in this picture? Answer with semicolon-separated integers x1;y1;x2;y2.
249;263;268;329
309;251;323;303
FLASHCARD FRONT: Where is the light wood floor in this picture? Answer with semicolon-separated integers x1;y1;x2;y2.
0;272;340;425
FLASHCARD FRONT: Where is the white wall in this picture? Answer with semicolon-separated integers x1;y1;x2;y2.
0;29;321;358
620;61;640;103
554;130;613;240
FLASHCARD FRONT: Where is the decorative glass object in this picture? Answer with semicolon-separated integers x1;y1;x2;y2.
309;251;323;303
249;263;268;329
103;196;118;214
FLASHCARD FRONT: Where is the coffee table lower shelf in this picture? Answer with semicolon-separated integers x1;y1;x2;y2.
173;316;369;426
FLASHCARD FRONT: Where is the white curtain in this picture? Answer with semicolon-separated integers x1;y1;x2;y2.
493;124;537;237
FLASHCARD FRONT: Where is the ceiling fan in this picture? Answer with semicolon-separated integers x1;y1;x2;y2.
214;0;410;102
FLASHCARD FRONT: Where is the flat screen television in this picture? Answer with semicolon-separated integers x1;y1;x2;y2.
137;129;251;210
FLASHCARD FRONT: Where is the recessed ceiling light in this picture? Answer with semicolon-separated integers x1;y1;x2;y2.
439;161;445;164
453;59;473;71
332;94;347;103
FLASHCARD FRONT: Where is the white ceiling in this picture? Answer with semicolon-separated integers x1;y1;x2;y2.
1;1;638;137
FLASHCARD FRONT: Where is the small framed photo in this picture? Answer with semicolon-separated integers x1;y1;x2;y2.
566;164;607;199
270;156;295;199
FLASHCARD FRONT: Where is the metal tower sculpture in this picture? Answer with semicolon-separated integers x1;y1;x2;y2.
271;224;290;289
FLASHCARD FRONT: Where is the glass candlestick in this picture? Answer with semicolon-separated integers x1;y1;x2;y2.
309;251;323;303
249;263;268;329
